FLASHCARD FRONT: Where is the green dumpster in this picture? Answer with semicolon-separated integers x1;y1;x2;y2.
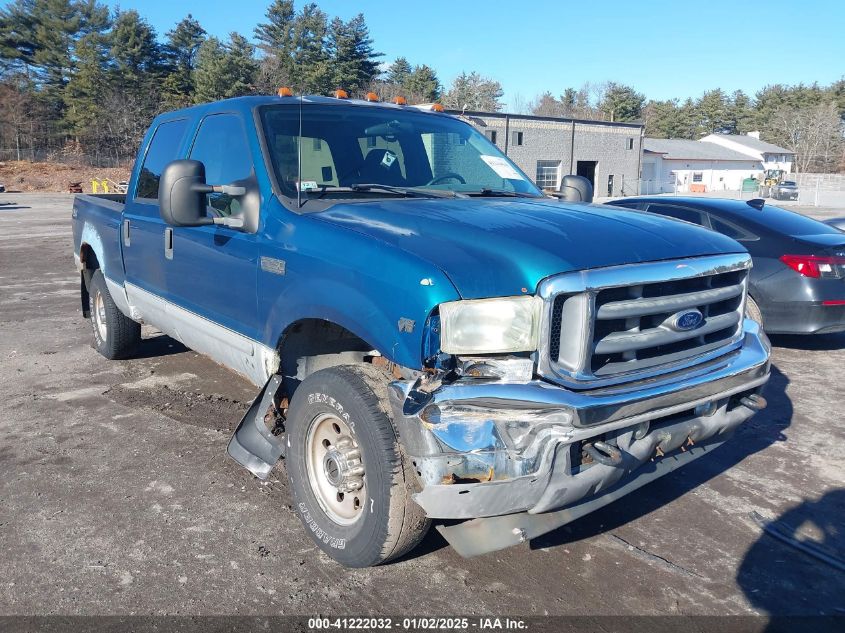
741;178;759;192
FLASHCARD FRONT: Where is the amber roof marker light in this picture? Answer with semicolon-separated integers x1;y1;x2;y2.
431;103;444;112
333;89;349;99
392;96;407;105
277;86;293;97
365;92;380;102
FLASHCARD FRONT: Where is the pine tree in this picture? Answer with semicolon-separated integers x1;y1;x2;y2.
386;57;412;86
695;88;731;136
225;33;258;96
728;90;755;135
326;14;380;93
0;0;109;129
289;3;329;93
109;9;164;88
98;9;165;161
194;33;257;103
405;64;440;101
63;29;109;140
254;0;296;92
0;0;39;75
161;14;206;108
598;82;645;122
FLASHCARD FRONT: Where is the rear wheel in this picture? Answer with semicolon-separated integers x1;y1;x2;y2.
745;295;764;329
88;270;140;359
286;365;430;567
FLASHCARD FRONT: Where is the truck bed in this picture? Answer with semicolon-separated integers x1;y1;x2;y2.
72;193;127;286
74;193;126;210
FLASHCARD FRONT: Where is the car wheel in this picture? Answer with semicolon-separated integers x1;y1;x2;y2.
285;364;430;567
88;270;141;359
745;295;764;329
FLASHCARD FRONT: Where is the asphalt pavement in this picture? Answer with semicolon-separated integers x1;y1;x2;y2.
0;193;843;617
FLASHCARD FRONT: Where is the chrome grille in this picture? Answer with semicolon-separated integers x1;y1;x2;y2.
538;254;751;388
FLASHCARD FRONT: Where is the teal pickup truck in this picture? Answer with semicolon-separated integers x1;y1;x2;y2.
72;93;771;567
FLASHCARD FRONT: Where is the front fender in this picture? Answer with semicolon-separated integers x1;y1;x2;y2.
259;204;460;369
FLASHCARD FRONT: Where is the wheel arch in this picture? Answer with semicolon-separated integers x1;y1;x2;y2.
274;317;400;398
78;242;101;318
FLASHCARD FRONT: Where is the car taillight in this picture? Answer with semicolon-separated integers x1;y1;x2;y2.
780;254;845;279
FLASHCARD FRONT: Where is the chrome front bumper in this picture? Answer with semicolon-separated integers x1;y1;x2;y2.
388;320;771;521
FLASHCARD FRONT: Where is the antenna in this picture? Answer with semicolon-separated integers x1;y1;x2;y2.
297;94;303;209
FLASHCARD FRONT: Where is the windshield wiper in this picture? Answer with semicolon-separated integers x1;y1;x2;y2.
313;184;462;199
466;188;539;198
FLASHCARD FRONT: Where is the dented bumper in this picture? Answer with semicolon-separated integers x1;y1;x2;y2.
388;320;770;525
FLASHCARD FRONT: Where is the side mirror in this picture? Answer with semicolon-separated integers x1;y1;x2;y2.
158;159;245;228
159;160;208;226
557;175;594;203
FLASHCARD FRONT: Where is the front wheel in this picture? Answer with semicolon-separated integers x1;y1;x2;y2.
285;365;430;567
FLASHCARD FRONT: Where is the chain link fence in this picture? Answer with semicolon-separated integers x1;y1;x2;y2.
612;174;845;209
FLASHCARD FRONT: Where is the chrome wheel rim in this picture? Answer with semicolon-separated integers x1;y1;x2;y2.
93;292;108;341
305;412;367;526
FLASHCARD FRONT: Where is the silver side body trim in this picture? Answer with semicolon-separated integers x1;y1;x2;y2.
105;276;133;319
124;282;277;386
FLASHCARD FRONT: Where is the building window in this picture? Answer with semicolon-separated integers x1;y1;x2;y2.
627;137;634;150
512;131;523;146
692;172;703;183
535;160;560;191
485;129;497;145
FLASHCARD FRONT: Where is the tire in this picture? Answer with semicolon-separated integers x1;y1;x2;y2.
286;364;430;567
745;295;764;329
88;270;141;360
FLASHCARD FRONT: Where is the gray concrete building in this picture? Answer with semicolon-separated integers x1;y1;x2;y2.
451;110;645;197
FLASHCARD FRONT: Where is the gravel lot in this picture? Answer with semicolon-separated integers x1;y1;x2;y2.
0;193;843;617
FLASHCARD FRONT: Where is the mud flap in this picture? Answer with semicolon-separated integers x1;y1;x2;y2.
226;374;285;479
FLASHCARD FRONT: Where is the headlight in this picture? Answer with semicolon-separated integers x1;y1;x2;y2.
438;296;542;355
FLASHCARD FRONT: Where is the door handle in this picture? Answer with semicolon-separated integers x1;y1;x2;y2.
164;227;173;260
122;219;131;246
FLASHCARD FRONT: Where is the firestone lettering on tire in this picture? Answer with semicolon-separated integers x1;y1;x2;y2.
298;502;346;549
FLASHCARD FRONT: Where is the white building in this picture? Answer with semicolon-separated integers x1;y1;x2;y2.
700;132;794;174
642;138;763;194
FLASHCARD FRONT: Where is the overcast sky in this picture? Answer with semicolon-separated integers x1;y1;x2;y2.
100;0;845;108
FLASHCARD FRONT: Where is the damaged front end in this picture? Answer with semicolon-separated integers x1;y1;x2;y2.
389;257;770;555
389;315;771;557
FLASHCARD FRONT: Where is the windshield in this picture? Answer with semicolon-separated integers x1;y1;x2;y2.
259;103;543;201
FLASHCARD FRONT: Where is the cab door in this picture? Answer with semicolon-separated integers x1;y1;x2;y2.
122;118;191;300
163;112;260;342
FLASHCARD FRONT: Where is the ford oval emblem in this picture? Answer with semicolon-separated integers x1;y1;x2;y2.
672;309;704;332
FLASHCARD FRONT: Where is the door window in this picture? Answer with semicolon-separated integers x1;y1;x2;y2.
709;216;758;241
134;119;190;200
189;114;254;217
646;203;705;226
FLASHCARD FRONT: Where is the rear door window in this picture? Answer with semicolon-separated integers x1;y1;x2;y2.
709;216;758;241
645;203;706;226
134;119;190;200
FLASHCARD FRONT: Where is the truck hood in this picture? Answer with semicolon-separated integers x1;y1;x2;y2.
314;197;746;299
